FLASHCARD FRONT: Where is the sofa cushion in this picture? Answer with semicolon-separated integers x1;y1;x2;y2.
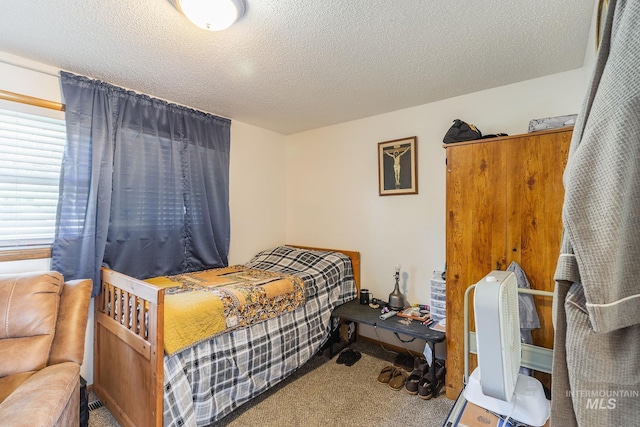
0;371;35;404
0;362;80;427
0;272;63;377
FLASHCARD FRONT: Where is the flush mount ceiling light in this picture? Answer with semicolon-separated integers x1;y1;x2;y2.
172;0;245;31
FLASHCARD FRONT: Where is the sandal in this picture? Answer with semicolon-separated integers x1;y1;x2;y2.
434;359;446;383
417;376;434;400
418;362;445;400
388;369;408;391
377;366;395;384
405;363;428;395
414;357;429;373
433;361;446;398
405;371;421;394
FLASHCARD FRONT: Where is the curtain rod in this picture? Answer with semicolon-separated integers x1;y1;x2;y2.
0;89;65;112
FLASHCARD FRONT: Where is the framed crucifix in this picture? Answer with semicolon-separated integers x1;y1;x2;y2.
378;136;417;196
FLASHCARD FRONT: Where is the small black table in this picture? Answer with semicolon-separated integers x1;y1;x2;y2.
330;299;446;396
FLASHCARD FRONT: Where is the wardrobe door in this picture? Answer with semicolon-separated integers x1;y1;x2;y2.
445;140;508;399
506;130;571;351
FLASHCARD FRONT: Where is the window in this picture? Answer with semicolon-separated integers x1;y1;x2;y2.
0;108;65;249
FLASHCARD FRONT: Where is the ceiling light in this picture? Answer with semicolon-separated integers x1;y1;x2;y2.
172;0;245;31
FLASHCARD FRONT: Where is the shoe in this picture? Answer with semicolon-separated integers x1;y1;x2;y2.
433;360;446;397
336;349;354;364
344;350;361;366
393;353;414;372
418;376;434;400
418;362;445;399
405;371;421;395
434;359;446;383
377;366;395;384
388;369;408;391
414;357;429;373
405;362;428;395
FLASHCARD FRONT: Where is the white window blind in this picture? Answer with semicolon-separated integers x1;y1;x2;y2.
0;108;65;247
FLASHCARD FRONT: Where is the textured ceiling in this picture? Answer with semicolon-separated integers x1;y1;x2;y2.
0;0;595;135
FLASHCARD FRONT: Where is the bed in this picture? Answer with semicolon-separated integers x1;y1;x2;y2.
93;245;360;427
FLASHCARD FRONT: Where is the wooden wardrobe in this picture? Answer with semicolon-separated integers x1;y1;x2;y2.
444;127;572;399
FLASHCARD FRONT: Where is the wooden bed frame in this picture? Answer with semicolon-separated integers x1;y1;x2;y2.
93;245;360;427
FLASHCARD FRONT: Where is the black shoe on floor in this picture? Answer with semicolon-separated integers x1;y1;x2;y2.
336;349;354;364
344;350;361;366
393;353;414;372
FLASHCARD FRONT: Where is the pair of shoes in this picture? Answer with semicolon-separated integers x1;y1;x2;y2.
378;364;411;390
418;360;446;399
336;349;351;364
405;361;429;395
336;349;361;366
377;365;407;389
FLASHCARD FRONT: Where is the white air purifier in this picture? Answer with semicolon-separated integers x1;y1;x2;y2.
463;271;550;426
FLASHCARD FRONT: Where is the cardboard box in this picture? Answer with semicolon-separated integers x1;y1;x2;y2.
457;401;505;426
456;400;549;427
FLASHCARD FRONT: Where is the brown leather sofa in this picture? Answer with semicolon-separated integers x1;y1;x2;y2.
0;271;92;427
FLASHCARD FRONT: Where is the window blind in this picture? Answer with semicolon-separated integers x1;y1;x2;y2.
0;108;65;247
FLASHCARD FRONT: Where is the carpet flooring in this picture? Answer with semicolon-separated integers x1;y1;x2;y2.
88;340;453;427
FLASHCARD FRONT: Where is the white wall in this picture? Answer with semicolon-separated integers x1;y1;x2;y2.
228;121;288;264
284;68;591;352
0;53;62;105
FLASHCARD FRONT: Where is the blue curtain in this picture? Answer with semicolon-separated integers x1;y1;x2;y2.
52;72;230;295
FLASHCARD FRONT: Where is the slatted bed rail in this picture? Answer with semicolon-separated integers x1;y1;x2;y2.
94;267;164;427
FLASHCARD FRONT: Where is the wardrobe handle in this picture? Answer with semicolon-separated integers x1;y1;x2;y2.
496;261;501;270
512;247;518;252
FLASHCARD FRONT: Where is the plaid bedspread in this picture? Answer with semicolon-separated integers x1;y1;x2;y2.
162;246;357;426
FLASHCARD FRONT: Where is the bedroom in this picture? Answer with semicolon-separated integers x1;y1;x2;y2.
2;1;636;426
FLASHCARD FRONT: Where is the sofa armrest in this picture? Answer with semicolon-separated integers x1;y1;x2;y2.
0;362;80;427
49;279;92;365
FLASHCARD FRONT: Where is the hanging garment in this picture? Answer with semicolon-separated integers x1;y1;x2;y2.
506;261;540;376
506;261;540;344
552;1;640;425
